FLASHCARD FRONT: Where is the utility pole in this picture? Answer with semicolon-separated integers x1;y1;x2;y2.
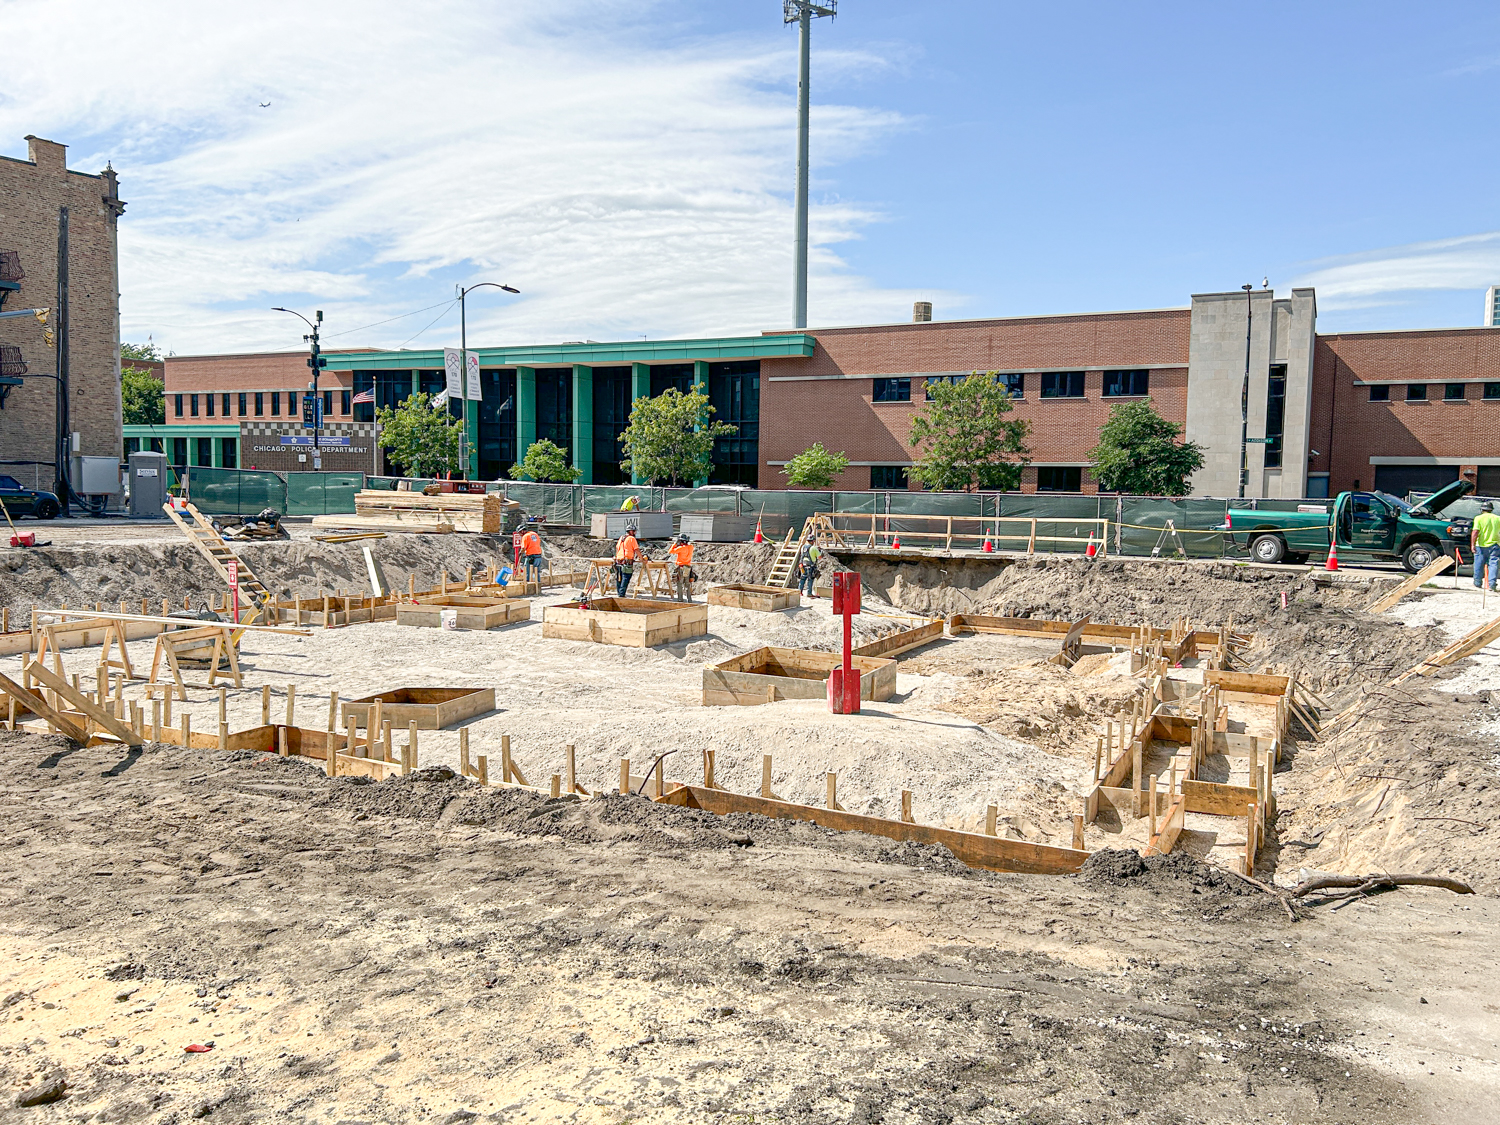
786;1;836;330
55;206;70;516
271;306;324;468
1239;283;1253;500
455;282;519;478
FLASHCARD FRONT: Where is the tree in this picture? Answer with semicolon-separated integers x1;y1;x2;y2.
119;341;164;425
121;341;161;363
512;438;582;483
1087;398;1205;496
619;384;735;487
906;372;1031;492
375;392;465;478
781;442;849;489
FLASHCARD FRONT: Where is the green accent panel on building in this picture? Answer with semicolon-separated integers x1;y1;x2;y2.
571;365;594;485
124;424;239;440
327;334;815;371
692;360;709;486
516;367;537;455
410;369;420;397
630;363;650;485
465;398;480;478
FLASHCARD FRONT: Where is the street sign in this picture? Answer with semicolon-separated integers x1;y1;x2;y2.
465;351;482;400
302;397;323;429
1244;437;1273;444
443;348;463;399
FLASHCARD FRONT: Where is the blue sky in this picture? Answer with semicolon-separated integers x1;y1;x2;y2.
3;0;1499;352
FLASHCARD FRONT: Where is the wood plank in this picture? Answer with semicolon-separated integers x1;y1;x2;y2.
1366;555;1455;613
1204;669;1290;696
1210;732;1280;759
25;660;144;746
657;785;1089;876
0;671;88;743
1182;778;1274;818
851;619;944;660
1143;796;1186;856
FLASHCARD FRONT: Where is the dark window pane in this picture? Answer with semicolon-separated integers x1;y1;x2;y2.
172;437;187;468
190;394;199;417
254;392;264;416
591;367;631;484
1040;371;1085;398
650;363;695;397
1103;369;1148;396
535;369;573;456
1368;384;1390;402
1036;466;1082;492
870;465;908;489
237;393;246;416
1264;365;1286;468
270;393;280;415
1445;383;1466;401
341;390;352;415
205;394;213;417
220;438;236;468
1406;384;1427;401
1485;382;1500;400
195;437;213;467
479;368;519;480
872;378;910;402
173;394;183;417
709;361;759;485
998;372;1024;397
222;394;231;416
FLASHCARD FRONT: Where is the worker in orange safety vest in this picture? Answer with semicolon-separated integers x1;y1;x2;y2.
520;527;543;586
667;534;695;601
613;524;644;596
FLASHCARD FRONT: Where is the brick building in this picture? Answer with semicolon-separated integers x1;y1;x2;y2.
0;135;125;499
130;286;1500;498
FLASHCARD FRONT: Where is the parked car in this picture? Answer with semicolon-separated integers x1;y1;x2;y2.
1223;479;1473;572
0;475;60;520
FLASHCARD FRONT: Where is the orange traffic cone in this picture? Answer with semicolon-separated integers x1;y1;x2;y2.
891;534;902;550
1085;532;1098;559
754;517;764;544
1324;540;1339;571
983;535;994;553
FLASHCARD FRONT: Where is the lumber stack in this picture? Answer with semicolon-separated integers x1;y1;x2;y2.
311;490;517;534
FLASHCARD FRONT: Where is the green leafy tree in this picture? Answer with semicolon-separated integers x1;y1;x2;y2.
1087;398;1205;496
619;384;735;487
906;372;1031;492
512;438;582;483
375;392;465;477
119;341;165;425
781;442;849;489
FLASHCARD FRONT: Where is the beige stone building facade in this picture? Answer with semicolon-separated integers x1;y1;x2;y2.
0;135;125;498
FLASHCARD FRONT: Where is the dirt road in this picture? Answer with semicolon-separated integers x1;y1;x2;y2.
2;731;1496;1123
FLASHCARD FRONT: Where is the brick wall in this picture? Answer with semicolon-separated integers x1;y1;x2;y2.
1316;329;1500;493
165;353;358;425
762;309;1192;492
0;136;123;493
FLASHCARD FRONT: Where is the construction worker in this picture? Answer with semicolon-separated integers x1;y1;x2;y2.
668;534;695;601
796;540;823;599
520;525;544;587
1472;500;1500;592
614;524;643;596
620;495;640;512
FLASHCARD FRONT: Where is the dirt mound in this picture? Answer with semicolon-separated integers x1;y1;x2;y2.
542;533;784;587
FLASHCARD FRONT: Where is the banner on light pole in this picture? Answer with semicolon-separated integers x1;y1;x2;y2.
465;351;482;400
443;348;463;399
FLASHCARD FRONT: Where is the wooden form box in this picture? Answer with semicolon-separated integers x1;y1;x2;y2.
342;686;496;730
706;583;801;612
542;598;707;648
851;619;944;660
396;596;531;630
702;645;897;706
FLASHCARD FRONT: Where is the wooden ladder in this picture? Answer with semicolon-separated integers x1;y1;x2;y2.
765;527;802;588
162;502;274;611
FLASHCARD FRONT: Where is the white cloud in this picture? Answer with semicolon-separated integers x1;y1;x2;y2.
1293;231;1500;308
0;0;940;354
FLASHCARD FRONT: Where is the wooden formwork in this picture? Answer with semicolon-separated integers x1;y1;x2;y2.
706;584;802;612
396;596;531;630
342;686;496;730
542;598;707;648
701;646;898;707
850;618;945;660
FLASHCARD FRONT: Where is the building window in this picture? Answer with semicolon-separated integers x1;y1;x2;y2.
1264;364;1286;468
171;437;187;470
1036;466;1082;492
288;392;299;419
591;366;632;485
341;390;352;415
195;437;213;467
479;368;519;481
220;438;236;468
872;377;910;402
998;372;1024;397
270;392;280;416
238;392;247;417
1102;369;1149;397
535;368;573;456
1445;383;1466;401
870;465;908;489
190;394;199;417
352;377;374;422
254;392;264;416
124;437;140;455
650;364;696;397
222;393;231;416
1039;371;1085;398
923;374;962;397
323;390;333;418
1368;384;1390;402
173;394;183;417
1406;384;1427;401
709;361;760;486
204;393;213;417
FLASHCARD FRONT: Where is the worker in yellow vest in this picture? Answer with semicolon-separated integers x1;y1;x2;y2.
668;535;695;601
1472;501;1500;591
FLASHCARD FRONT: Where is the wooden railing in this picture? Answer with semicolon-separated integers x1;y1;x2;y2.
809;512;1110;555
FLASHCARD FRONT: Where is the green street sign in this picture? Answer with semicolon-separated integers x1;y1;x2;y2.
1244;437;1273;444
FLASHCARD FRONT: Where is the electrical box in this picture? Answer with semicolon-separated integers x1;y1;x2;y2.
127;451;168;518
71;454;120;497
830;571;861;616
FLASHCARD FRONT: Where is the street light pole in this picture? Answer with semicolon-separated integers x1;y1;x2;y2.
785;1;837;331
1239;283;1254;500
272;306;324;468
455;282;519;479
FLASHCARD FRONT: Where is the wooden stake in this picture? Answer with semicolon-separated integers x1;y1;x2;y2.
476;753;487;785
286;684;295;727
181;713;191;747
985;804;997;836
460;728;470;777
370;699;383;753
327;690;339;732
826;771;837;810
619;758;631;795
501;734;512;784
702;748;716;789
336;719;352;777
261;684;271;726
382;720;394;762
152;698;162;742
278;726;288;757
761;754;772;798
900;789;914;824
566;743;577;794
163;691;172;726
1148;774;1158;838
218;686;227;726
407;721;418;768
551;774;562;798
1093;736;1102;782
1072;813;1085;851
653;758;664;798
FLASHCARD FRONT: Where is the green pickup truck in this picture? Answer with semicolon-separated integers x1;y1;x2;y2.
1224;479;1474;572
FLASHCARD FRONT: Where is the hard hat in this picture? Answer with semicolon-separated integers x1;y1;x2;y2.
1483;501;1495;512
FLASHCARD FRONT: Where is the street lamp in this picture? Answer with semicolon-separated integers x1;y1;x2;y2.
272;307;324;467
785;0;837;330
1239;284;1253;500
455;282;519;478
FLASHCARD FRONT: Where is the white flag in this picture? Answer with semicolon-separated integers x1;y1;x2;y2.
465;350;482;400
443;348;463;399
431;389;449;409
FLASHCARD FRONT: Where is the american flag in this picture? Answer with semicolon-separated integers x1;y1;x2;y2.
351;388;374;405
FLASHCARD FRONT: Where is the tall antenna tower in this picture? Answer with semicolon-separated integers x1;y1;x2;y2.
785;0;837;330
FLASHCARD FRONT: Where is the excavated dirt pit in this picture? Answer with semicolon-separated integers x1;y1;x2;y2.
2;535;1498;1120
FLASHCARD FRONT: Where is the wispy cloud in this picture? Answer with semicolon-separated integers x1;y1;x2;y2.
0;0;940;353
1292;230;1500;308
